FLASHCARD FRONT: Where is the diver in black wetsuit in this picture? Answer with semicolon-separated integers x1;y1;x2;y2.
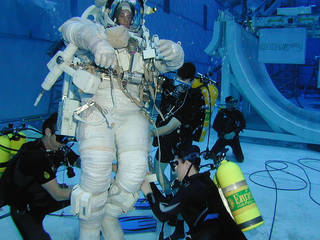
0;113;79;239
210;96;246;162
141;145;247;240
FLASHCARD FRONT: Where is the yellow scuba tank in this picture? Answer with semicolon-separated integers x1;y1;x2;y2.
214;159;264;232
8;132;27;156
0;135;11;178
192;78;218;142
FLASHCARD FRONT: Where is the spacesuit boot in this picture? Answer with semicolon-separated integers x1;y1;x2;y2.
101;180;140;240
101;215;124;240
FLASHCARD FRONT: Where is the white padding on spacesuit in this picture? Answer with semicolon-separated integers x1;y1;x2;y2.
101;215;124;240
117;150;148;192
60;17;106;50
104;182;140;217
73;69;101;94
114;111;149;152
71;185;107;220
154;39;184;73
80;149;115;193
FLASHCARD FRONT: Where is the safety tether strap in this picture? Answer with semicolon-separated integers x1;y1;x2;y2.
73;99;112;127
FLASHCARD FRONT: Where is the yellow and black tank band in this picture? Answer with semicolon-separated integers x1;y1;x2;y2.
222;179;247;194
238;215;264;230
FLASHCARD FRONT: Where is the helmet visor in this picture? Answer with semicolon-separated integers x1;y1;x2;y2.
108;0;143;32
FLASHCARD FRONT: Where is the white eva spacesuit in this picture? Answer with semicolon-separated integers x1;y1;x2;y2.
59;0;184;239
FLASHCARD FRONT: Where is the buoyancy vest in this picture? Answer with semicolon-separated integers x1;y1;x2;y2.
0;150;34;209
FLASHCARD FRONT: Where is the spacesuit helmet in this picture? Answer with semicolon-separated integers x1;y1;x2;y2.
105;0;144;32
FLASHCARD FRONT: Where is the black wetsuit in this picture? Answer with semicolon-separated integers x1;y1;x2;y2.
211;108;246;162
146;171;247;240
8;139;78;240
154;80;205;163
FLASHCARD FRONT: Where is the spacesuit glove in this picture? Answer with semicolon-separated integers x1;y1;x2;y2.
89;39;116;69
141;178;152;196
156;40;184;67
106;25;129;49
224;131;236;140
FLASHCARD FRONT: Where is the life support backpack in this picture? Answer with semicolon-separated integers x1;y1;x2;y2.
191;78;219;142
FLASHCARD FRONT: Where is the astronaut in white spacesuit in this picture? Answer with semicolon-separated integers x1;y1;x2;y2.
59;0;184;239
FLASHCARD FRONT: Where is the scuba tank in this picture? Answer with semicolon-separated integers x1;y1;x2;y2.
8;132;27;157
0;135;11;178
213;153;264;232
191;77;218;142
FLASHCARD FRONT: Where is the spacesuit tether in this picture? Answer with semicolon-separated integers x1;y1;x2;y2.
50;0;184;239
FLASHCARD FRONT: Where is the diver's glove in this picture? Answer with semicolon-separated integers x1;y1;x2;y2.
224;131;236;140
89;39;116;69
155;40;184;73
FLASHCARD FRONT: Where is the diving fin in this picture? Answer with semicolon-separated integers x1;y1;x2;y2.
0;206;10;220
119;215;157;234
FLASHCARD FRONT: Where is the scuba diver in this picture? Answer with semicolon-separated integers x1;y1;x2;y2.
209;96;246;162
0;113;79;240
152;62;205;239
59;0;184;239
152;62;205;195
141;145;247;240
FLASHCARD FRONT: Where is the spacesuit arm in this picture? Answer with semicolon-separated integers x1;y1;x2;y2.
59;17;106;52
59;17;116;68
154;40;184;73
42;178;72;201
153;117;181;137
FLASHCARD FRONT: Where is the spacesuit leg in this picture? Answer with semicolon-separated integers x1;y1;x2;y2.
101;111;149;239
73;108;116;240
79;218;102;240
